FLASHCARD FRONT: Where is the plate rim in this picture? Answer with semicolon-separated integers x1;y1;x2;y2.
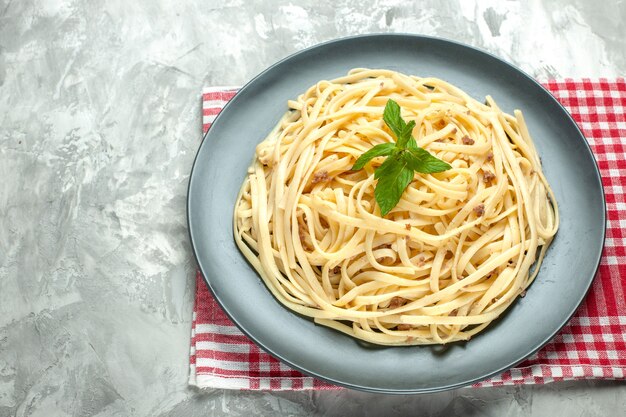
187;33;607;393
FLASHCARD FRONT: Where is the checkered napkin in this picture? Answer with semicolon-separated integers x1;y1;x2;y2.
189;80;626;390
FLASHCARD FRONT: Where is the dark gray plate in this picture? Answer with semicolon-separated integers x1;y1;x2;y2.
187;34;605;393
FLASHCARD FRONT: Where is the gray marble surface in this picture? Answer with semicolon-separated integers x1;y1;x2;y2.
1;0;625;416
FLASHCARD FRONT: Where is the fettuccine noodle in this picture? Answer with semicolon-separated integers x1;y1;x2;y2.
234;68;559;345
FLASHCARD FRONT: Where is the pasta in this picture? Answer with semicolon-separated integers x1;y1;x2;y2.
233;68;559;345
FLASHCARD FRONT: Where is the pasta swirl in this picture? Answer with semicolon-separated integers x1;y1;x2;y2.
234;69;559;345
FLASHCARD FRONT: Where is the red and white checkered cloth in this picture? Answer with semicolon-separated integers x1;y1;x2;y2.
189;80;626;390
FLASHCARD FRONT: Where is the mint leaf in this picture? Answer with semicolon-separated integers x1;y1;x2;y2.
383;99;405;139
396;120;416;149
374;156;414;216
351;143;396;170
374;151;400;179
406;135;418;150
404;148;452;173
351;99;452;217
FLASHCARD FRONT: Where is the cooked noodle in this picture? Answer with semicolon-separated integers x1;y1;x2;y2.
233;68;559;345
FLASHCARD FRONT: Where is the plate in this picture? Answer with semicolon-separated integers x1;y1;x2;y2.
187;34;605;393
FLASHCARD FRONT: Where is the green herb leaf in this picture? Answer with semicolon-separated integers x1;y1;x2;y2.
396;120;416;149
403;148;453;174
374;151;400;179
351;143;396;170
373;155;414;216
382;99;405;139
352;99;453;216
406;135;418;150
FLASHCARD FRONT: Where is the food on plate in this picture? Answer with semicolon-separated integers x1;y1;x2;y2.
234;68;559;345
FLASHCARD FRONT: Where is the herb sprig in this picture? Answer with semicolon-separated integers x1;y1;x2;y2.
352;100;452;216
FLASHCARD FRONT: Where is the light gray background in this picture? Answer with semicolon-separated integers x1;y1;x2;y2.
0;0;624;416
